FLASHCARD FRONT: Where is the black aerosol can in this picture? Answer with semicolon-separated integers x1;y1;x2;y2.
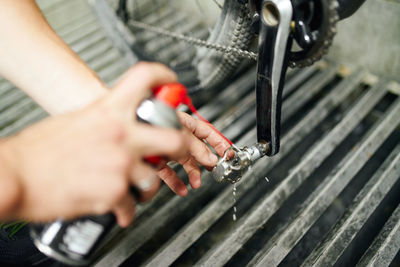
30;83;188;266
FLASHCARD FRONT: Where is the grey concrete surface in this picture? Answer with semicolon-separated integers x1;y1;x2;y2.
329;0;400;80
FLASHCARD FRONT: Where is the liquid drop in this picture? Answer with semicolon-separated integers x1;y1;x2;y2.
232;183;237;222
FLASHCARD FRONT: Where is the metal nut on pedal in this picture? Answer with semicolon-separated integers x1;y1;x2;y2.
212;143;269;184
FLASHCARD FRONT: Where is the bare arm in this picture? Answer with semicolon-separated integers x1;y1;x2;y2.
0;0;108;114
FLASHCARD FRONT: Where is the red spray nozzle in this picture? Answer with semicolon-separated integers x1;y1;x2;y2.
153;83;189;109
153;83;233;146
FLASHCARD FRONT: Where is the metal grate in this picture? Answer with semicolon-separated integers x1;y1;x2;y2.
0;1;399;267
94;64;400;267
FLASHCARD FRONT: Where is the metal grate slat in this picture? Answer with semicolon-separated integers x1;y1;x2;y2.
79;40;114;63
69;30;107;55
282;66;318;99
0;84;15;98
55;14;97;38
0;98;39;129
43;0;90;29
303;144;400;266
357;204;400;267
0;90;28;113
62;21;101;45
87;49;122;71
0;109;48;137
36;0;68;13
281;67;337;122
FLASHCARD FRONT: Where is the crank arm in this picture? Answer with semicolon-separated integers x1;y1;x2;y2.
255;0;293;156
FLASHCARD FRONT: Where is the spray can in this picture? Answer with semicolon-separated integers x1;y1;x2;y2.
30;83;188;266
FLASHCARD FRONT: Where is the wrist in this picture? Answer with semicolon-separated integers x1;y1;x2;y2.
45;78;109;115
0;138;22;219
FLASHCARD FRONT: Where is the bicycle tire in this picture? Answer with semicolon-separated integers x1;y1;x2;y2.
91;0;254;98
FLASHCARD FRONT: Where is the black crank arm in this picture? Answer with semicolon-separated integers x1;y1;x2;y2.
256;0;293;156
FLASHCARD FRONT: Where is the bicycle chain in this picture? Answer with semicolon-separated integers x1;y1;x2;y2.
128;0;338;68
128;19;258;61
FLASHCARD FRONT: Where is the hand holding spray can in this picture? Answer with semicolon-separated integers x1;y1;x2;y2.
30;83;189;266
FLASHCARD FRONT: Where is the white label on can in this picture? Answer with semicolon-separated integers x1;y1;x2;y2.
63;220;104;255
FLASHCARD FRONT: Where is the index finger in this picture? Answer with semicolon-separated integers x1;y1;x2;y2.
178;112;231;157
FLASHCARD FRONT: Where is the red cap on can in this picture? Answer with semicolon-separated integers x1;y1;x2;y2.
153;83;189;109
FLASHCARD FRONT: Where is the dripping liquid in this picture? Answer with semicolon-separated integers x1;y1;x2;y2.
232;183;237;221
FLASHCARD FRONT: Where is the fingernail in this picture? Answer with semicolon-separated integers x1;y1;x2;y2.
180;186;188;196
193;179;201;189
118;218;129;228
209;153;218;164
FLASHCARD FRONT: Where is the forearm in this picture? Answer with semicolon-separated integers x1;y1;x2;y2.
0;0;108;115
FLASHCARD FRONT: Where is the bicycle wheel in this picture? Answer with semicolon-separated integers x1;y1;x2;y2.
91;0;255;99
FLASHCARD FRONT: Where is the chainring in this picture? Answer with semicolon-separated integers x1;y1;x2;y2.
288;0;339;68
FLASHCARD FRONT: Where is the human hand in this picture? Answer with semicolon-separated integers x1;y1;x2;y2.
0;62;188;227
157;111;232;196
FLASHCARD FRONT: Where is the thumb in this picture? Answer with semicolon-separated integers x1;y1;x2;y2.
105;62;177;110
